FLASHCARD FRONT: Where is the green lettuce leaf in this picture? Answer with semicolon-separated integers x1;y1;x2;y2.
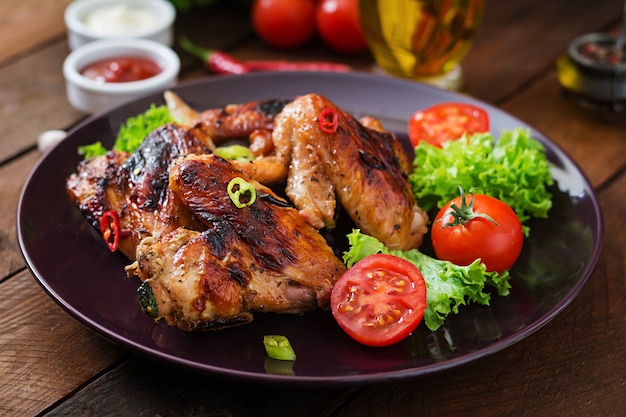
77;104;175;159
114;104;174;153
409;128;553;227
77;141;107;159
343;230;511;332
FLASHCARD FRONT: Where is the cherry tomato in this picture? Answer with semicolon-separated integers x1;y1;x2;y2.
251;0;316;49
408;102;490;148
431;189;523;273
315;0;368;54
330;254;427;347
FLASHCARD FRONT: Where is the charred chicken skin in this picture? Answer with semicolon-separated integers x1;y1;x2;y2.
127;154;345;331
66;123;213;259
272;93;428;250
196;98;291;143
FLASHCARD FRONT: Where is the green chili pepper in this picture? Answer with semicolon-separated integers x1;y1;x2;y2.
214;144;255;161
263;335;296;361
227;177;256;208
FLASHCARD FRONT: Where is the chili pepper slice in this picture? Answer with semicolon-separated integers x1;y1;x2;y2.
227;177;257;208
319;107;338;134
263;335;296;361
100;210;122;252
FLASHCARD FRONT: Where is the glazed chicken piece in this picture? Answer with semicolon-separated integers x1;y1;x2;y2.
272;93;428;250
66;123;213;259
164;90;290;185
164;90;291;141
127;154;346;331
196;98;291;143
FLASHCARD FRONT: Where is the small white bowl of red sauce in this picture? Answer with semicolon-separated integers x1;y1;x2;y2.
63;38;180;113
65;0;176;50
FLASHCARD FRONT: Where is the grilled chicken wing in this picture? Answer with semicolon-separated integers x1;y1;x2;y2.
196;98;291;143
272;93;428;250
127;154;346;331
66;123;213;259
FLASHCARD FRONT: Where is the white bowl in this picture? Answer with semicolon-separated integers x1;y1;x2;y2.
63;38;180;113
65;0;176;50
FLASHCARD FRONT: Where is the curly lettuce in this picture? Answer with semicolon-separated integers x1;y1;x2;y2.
409;128;553;228
343;230;511;332
78;104;175;159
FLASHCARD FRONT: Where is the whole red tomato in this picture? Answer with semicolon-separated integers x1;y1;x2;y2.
315;0;368;54
252;0;316;49
431;189;523;273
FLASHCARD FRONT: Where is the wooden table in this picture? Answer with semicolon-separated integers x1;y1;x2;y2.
2;1;625;415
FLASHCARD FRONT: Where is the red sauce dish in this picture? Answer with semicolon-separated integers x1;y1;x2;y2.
80;56;163;83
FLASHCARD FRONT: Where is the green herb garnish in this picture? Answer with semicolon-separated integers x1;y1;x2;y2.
114;104;174;153
77;104;174;159
78;141;108;159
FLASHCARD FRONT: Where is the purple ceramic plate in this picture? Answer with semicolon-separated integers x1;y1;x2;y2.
17;72;603;386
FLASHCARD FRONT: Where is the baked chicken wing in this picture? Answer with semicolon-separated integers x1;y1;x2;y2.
272;93;428;250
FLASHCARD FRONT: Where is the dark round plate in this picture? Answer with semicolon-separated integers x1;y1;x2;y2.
17;72;603;386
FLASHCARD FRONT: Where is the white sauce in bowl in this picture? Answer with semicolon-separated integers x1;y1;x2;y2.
83;4;159;35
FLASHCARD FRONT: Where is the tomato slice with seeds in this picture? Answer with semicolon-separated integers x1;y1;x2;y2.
408;102;490;148
330;254;427;347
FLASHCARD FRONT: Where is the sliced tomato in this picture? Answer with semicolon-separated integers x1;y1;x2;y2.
330;254;427;347
408;102;490;148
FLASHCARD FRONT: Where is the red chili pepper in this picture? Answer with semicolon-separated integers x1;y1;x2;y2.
319;107;338;133
179;37;351;75
100;210;130;252
245;60;349;72
180;36;249;75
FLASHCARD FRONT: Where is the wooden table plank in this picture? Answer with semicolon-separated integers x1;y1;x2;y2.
0;271;127;417
462;0;624;103
0;41;83;161
44;356;358;417
0;151;41;280
0;0;71;64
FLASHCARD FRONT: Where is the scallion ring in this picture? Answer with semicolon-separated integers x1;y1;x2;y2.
227;177;256;208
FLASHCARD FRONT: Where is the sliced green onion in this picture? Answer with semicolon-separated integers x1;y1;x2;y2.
227;177;256;208
214;144;254;161
263;335;296;361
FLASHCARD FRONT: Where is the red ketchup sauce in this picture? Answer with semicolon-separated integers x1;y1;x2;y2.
80;56;162;83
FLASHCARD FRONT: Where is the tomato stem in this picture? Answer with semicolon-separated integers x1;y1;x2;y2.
439;187;499;229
